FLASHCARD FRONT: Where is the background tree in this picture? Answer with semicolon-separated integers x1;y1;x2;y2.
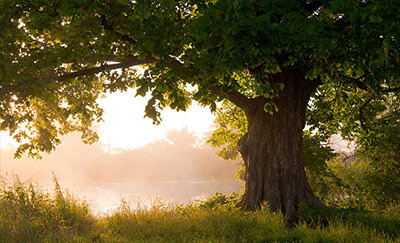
313;89;400;209
1;0;399;222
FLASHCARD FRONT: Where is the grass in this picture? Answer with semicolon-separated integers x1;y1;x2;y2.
0;176;399;243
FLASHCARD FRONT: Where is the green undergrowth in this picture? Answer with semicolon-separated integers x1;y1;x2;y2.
0;176;399;243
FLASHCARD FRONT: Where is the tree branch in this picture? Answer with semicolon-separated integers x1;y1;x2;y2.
359;96;373;130
209;86;250;110
340;74;370;91
341;74;400;94
57;56;155;81
382;86;400;93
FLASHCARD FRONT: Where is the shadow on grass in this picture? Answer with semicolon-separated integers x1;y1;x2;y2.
299;203;400;239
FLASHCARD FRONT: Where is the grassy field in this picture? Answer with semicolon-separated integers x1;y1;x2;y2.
0;176;399;243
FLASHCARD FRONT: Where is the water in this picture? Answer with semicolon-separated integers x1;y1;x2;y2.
73;180;243;214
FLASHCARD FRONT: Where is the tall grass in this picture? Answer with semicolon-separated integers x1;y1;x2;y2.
0;176;399;242
0;174;95;242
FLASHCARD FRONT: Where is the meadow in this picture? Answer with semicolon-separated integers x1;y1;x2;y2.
0;176;399;243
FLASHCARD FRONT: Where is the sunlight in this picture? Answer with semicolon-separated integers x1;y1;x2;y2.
0;131;17;150
97;89;215;153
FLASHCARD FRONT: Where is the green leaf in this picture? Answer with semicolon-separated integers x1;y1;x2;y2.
355;66;364;77
118;0;130;5
263;103;274;115
143;9;151;19
369;15;383;23
273;83;284;91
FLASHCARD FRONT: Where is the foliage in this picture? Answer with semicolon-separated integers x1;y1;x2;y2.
194;192;240;210
325;156;400;211
0;0;191;157
207;101;246;161
302;131;341;202
305;140;400;211
303;59;400;209
0;176;398;242
309;91;400;209
354;96;400;207
1;0;399;160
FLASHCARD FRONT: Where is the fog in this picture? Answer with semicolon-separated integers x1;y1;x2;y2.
0;128;242;213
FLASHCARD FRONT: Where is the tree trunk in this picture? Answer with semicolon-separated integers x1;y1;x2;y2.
237;70;323;223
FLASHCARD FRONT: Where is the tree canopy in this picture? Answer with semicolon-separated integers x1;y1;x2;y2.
1;0;399;158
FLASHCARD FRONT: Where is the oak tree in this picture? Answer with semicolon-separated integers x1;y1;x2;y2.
1;0;399;221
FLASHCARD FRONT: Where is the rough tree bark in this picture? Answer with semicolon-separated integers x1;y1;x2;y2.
237;70;324;223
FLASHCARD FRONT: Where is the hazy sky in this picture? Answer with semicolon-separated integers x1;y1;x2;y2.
97;89;216;152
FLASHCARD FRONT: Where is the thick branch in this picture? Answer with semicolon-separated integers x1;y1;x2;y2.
58;56;155;81
359;97;373;130
209;86;250;110
168;59;184;68
104;55;183;68
382;86;400;93
340;75;369;91
341;75;400;94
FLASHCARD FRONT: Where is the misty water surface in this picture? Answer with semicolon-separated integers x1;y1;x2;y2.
0;130;242;214
75;180;242;214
